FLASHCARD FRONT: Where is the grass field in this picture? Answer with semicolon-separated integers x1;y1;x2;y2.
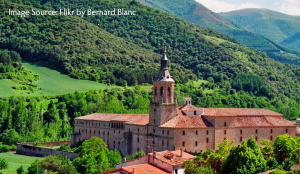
0;62;113;97
0;152;42;174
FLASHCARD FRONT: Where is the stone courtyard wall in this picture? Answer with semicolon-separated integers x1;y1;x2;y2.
16;143;78;160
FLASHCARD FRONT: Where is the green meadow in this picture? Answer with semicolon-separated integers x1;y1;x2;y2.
0;62;113;97
0;152;42;174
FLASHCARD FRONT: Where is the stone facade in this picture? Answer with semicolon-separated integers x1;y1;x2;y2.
71;47;297;156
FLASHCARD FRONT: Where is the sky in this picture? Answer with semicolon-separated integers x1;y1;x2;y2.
195;0;300;16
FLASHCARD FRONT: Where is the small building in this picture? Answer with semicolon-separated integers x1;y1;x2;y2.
103;149;195;174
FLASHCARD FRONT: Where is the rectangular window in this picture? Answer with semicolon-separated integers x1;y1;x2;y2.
167;141;169;146
182;131;185;135
162;140;164;146
182;141;185;146
255;136;258;141
240;130;242;134
153;129;155;134
167;130;170;135
195;141;198;146
206;138;209;143
153;141;155;144
240;137;242;142
256;129;258;134
270;136;273;141
162;130;164;135
224;122;227;127
137;148;140;152
137;138;139;142
224;130;226;135
194;111;196;115
271;129;273;133
196;130;198;135
286;129;288;133
206;130;209;135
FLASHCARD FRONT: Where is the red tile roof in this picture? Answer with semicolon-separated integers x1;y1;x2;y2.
236;116;297;127
148;150;195;166
75;113;149;125
102;164;172;174
159;115;213;128
180;105;283;117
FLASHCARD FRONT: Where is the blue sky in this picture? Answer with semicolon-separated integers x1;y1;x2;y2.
196;0;300;15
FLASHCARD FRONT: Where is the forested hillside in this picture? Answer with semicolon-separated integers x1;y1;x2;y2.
0;2;195;86
136;0;300;65
2;0;300;144
4;0;300;99
220;8;300;53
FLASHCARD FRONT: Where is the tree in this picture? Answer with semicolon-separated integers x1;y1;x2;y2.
27;160;45;174
273;134;296;163
0;158;8;170
17;165;25;174
260;139;273;159
221;137;266;174
73;137;121;174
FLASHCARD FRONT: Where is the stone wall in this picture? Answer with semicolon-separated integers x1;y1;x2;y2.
16;143;78;160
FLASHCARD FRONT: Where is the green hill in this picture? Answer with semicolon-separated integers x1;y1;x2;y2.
220;8;300;53
2;0;300;101
0;61;114;97
136;0;300;65
0;1;194;86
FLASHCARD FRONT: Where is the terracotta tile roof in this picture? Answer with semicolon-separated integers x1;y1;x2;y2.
179;105;283;117
169;150;195;160
148;150;195;166
102;164;172;174
236;116;297;127
75;113;149;125
159;114;213;128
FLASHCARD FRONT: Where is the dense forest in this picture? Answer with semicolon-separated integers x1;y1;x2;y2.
136;0;300;65
2;0;300;101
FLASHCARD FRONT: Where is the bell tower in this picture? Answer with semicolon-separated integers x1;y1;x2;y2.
149;44;177;127
153;44;175;104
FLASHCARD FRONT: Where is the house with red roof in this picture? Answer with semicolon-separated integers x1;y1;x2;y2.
71;46;297;156
103;149;195;174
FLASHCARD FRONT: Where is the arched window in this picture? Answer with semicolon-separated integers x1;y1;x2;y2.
168;87;171;97
160;86;164;96
155;87;157;96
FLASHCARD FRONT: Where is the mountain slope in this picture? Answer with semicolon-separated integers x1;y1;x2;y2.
3;0;300;101
136;0;300;65
0;1;195;86
220;8;300;53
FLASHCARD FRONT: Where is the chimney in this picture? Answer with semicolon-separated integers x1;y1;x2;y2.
298;149;300;164
133;167;136;174
180;148;183;157
153;151;156;157
184;97;191;105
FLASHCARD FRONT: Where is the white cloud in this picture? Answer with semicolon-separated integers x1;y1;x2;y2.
195;0;261;13
279;0;300;15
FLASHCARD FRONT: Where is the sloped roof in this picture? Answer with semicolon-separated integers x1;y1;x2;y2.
75;113;149;125
236;116;297;127
179;105;283;117
159;115;213;128
102;164;172;174
148;150;195;166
